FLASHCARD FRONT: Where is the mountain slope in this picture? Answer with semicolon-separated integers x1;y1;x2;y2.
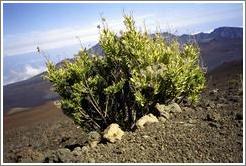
3;27;243;113
3;74;59;114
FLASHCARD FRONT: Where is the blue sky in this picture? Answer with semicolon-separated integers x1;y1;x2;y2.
2;2;244;85
3;2;243;56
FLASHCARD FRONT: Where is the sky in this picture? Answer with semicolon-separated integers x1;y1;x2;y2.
2;2;244;84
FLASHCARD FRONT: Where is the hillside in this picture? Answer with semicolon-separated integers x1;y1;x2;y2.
3;60;243;163
3;26;243;114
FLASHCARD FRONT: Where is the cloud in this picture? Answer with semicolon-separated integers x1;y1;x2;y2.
4;14;154;56
4;65;44;85
4;5;240;57
157;7;241;34
4;26;99;56
191;29;214;35
24;65;43;77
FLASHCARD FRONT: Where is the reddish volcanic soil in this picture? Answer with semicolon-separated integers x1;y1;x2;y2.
3;101;65;130
3;61;244;163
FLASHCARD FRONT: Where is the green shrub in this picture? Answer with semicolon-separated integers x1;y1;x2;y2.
46;15;206;131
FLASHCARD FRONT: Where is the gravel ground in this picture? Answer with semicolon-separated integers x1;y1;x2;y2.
3;62;243;163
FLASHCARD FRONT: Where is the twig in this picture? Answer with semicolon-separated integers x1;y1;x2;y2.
78;108;101;130
84;78;107;123
104;95;109;117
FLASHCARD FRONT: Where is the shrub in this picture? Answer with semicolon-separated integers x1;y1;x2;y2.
46;15;206;131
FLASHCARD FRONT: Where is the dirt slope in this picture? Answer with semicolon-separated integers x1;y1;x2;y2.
3;60;243;163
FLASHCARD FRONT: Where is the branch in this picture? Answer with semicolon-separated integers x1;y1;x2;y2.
104;95;109;117
78;108;101;130
84;78;107;123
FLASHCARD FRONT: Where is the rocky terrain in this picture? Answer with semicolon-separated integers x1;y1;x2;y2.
3;60;243;163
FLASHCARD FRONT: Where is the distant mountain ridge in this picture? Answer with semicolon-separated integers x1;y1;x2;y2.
89;26;243;55
179;27;243;44
209;27;243;39
3;26;243;113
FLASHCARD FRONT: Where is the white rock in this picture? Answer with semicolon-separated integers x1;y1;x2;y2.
53;100;61;109
136;113;159;129
155;103;182;114
103;123;124;143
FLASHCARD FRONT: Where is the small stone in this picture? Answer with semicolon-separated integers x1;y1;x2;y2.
159;145;165;151
90;141;98;148
208;122;220;128
219;97;227;103
53;100;61;108
236;140;242;145
121;148;126;153
88;131;101;148
16;147;45;163
217;104;227;108
155;103;182;114
88;131;101;142
228;96;239;102
159;117;167;123
142;135;149;139
235;112;243;120
74;147;81;151
203;99;211;107
81;146;89;153
238;132;243;137
188;119;197;124
113;148;122;154
236;120;243;127
88;158;95;163
209;89;219;96
136;113;159;129
44;150;57;163
206;113;220;122
72;151;80;157
103;123;124;143
239;120;243;125
56;148;74;163
209;102;216;109
239;89;243;96
160;111;170;119
184;123;194;127
171;103;182;113
72;147;82;156
183;107;193;112
57;148;71;154
219;130;226;135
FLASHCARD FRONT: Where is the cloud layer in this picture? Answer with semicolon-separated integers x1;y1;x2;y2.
3;14;154;56
4;5;242;57
4;65;44;85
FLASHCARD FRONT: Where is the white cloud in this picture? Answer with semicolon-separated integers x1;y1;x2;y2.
4;14;154;56
157;7;241;34
4;6;238;57
24;65;43;77
191;29;214;35
4;65;44;85
4;26;99;56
